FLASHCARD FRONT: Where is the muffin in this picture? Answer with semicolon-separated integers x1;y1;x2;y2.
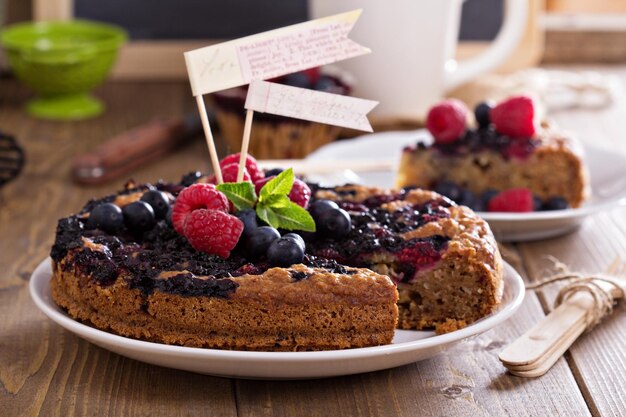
212;67;351;159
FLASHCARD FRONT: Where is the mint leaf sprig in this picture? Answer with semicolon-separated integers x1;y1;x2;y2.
215;181;256;211
216;168;316;232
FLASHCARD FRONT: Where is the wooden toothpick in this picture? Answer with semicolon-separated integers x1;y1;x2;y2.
195;95;223;184
237;109;255;182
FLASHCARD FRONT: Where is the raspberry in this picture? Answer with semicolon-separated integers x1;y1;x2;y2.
397;240;442;267
254;176;311;208
289;178;311;208
171;184;229;234
183;209;243;258
219;153;263;182
426;99;467;144
503;138;537;160
491;95;537;138
302;67;321;85
221;162;252;183
254;177;271;195
487;188;534;212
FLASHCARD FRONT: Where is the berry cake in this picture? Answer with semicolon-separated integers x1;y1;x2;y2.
50;154;503;351
396;96;590;211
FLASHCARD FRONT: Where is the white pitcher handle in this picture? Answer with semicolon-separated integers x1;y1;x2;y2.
444;0;528;91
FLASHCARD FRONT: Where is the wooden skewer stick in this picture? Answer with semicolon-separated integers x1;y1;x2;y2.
237;109;255;182
195;95;223;184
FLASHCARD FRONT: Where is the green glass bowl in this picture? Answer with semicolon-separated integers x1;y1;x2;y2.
1;20;127;120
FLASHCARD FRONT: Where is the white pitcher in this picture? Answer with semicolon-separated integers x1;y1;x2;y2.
309;0;528;121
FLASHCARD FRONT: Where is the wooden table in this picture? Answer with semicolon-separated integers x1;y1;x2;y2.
1;72;625;417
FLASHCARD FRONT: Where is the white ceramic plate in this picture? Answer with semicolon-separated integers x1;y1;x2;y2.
30;258;524;380
305;130;626;242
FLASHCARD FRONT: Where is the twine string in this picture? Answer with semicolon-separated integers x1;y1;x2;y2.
526;258;625;331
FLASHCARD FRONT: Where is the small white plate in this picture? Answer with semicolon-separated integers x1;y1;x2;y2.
30;258;524;380
306;130;626;242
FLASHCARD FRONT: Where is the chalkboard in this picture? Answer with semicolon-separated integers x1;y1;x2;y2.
460;0;503;40
35;0;509;79
75;0;309;40
74;0;502;41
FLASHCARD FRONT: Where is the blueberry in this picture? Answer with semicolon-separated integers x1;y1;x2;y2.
86;203;124;234
181;171;202;186
459;189;484;211
165;207;173;227
474;101;493;128
267;237;305;267
284;72;311;89
316;208;351;238
140;190;170;219
434;181;462;202
480;189;499;206
314;75;338;92
298;230;317;242
245;226;280;260
282;233;306;251
309;199;339;220
533;196;543;211
264;168;284;178
236;209;258;237
465;129;484;151
122;201;156;232
543;197;569;211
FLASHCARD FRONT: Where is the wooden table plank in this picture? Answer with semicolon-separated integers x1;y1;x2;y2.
0;80;236;417
517;66;626;416
1;76;621;416
519;209;626;417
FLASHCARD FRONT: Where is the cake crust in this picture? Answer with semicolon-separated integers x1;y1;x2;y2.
51;256;398;351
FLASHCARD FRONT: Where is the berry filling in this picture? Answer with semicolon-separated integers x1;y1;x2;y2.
52;181;455;296
406;127;540;160
305;189;452;283
431;180;570;212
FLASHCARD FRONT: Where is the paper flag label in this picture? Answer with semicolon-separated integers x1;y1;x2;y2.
245;80;378;132
184;10;369;96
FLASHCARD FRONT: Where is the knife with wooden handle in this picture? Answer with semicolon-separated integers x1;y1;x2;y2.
0;132;25;187
72;114;202;185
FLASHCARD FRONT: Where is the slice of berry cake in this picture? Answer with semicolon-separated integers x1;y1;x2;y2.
50;153;504;351
307;184;503;333
396;96;590;212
